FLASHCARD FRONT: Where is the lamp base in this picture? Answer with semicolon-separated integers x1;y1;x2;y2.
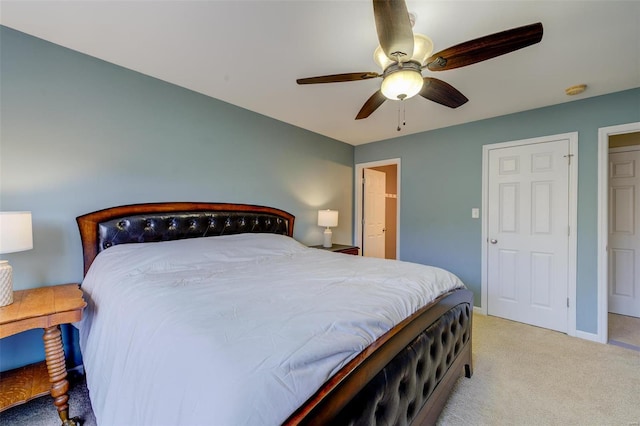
0;260;14;307
323;228;333;248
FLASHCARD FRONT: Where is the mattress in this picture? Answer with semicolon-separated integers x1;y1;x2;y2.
77;233;465;425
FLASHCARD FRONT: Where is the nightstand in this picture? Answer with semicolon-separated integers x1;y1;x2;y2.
309;244;360;255
0;284;86;426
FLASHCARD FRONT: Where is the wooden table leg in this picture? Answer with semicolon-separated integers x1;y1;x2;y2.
43;325;79;426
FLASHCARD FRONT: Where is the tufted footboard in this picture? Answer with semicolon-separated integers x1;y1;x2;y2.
285;289;473;426
335;302;472;425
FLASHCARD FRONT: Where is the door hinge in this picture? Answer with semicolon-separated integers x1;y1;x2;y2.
568;225;570;237
563;153;574;165
567;298;570;308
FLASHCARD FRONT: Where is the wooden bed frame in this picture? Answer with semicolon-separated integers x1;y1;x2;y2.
77;202;473;425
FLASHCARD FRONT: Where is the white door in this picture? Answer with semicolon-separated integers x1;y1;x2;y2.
609;147;640;318
487;138;570;332
363;168;386;258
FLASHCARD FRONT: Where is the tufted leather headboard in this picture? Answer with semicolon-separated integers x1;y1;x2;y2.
77;202;295;276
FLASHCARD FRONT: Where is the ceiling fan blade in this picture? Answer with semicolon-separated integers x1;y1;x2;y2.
297;72;380;85
373;0;414;62
425;22;543;71
356;90;387;120
419;77;468;108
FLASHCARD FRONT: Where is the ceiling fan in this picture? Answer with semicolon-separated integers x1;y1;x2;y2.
296;0;543;120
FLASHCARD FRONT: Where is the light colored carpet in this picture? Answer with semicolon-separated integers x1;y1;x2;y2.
2;314;638;425
438;313;640;426
609;313;640;348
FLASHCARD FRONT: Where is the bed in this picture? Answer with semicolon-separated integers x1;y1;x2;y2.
76;202;473;425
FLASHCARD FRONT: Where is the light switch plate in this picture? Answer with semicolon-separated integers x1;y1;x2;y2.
472;208;480;219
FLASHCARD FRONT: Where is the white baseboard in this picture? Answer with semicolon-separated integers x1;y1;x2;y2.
473;306;487;316
471;310;604;345
575;329;602;343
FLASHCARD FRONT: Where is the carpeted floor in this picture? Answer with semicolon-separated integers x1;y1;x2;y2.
609;312;640;349
1;314;639;425
437;314;640;425
0;369;96;426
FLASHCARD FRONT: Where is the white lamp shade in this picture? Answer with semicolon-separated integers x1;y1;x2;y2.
317;209;338;228
0;212;33;254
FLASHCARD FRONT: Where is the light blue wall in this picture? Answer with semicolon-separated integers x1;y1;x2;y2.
2;24;638;372
0;26;354;371
355;87;640;335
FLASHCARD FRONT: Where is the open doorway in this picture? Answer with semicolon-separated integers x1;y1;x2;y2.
597;122;640;347
355;159;400;259
605;130;640;350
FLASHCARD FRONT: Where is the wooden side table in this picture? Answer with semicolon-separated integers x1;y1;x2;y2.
309;244;360;255
0;284;86;426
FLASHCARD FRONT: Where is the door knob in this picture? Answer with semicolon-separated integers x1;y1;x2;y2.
490;239;498;244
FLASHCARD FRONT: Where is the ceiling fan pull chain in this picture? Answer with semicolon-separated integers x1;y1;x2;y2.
396;101;407;132
403;102;406;126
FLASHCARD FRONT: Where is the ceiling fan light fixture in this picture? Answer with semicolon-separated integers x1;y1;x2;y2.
381;67;423;100
411;34;434;65
374;33;434;70
374;45;395;71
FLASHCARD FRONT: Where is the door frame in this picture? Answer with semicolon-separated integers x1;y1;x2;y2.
480;132;578;337
355;158;401;259
597;122;640;343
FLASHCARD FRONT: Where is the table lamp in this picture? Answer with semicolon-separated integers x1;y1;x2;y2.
0;212;33;307
318;209;338;248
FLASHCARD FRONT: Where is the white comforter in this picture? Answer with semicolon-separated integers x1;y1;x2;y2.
78;233;464;426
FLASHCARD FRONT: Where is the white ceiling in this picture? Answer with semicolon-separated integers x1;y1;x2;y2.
1;1;639;146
